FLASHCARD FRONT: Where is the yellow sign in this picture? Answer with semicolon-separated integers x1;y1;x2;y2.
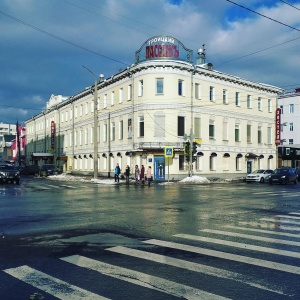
194;139;202;144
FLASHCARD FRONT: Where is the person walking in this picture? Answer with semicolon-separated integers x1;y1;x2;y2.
114;163;120;182
134;165;140;184
146;166;152;186
125;165;130;185
140;165;145;185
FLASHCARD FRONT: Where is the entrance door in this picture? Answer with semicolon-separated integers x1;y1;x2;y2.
247;160;252;173
154;156;165;180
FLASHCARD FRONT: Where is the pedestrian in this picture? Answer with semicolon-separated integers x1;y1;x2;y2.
125;165;130;185
146;166;152;186
114;163;121;182
140;165;145;185
134;165;140;184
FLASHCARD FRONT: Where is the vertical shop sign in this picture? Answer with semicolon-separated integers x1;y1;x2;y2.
275;108;281;146
51;121;55;150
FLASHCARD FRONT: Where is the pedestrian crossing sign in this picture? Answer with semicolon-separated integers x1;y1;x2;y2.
164;146;174;157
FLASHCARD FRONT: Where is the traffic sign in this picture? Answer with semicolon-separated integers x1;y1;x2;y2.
164;146;174;157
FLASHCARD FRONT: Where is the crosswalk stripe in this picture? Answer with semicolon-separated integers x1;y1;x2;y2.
106;246;287;295
143;239;300;275
224;225;300;238
59;184;77;189
200;229;300;246
4;265;109;300
175;234;300;259
275;215;300;220
260;218;300;225
61;255;229;300
289;212;300;215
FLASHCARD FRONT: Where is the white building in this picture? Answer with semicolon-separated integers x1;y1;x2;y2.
0;122;16;163
25;36;282;180
277;89;300;168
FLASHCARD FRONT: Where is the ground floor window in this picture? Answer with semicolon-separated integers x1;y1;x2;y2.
210;156;216;171
179;155;185;170
236;157;241;171
196;156;203;171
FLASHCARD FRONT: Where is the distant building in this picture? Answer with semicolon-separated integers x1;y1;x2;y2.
0;122;16;163
277;89;300;168
25;36;282;179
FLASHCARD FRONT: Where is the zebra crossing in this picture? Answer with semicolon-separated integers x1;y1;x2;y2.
3;211;300;299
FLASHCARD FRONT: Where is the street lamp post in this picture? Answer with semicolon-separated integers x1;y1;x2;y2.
83;65;99;179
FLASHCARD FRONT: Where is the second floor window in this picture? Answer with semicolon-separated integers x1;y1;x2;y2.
177;116;185;136
178;80;184;96
290;122;294;131
156;78;164;94
235;92;240;106
139;116;144;137
209;120;215;139
289;104;294;113
209;86;215;102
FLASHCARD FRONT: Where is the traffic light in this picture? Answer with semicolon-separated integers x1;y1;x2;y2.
192;142;197;155
184;141;190;162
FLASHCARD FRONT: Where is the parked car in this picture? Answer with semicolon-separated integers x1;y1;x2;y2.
269;167;297;185
0;164;20;184
20;165;40;176
40;164;61;177
246;169;273;183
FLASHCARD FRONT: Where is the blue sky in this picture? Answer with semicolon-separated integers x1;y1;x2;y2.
1;0;300;124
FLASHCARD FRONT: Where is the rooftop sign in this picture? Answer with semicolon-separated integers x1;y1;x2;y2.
135;36;193;64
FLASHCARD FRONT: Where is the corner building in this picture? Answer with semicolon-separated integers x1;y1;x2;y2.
25;36;282;180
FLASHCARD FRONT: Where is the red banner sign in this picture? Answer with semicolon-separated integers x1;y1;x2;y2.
51;121;55;149
275;108;281;145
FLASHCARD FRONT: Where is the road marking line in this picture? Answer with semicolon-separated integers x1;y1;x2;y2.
106;246;286;295
261;218;300;225
61;255;229;300
224;225;300;238
175;234;300;259
289;212;300;215
201;229;300;246
44;184;60;189
59;184;77;189
143;239;300;275
4;265;109;300
275;215;300;220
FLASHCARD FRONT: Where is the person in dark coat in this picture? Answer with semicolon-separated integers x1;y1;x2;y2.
125;165;130;184
140;165;145;185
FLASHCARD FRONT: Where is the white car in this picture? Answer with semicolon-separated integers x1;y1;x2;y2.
246;169;273;183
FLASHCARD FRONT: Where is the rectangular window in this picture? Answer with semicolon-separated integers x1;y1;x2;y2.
119;88;123;103
223;89;228;104
280;105;283;114
209;86;215;102
209;120;215;139
236;157;241;171
247;95;251;108
128;118;132;138
70;109;73;120
223;120;228;140
139;116;144;137
235;92;240;106
65;111;68;121
85;102;88;114
268;99;272;112
79;130;82;145
84;128;88;145
210;156;216;171
75;106;78;118
179;155;185;171
91;101;94;113
267;127;272;144
127;85;132;100
178;80;184;96
69;131;72;147
289;104;294;113
156;78;164;94
258;97;262;111
247;124;252;143
111;91;115;106
177;116;185;136
111;122;115;141
103;124;107;142
80;104;83;116
97;98;100;111
103;94;107;108
154;115;165;137
258;126;262;144
119;120;123;140
61;112;64;123
195;83;201;99
138;80;143;97
194;117;201;138
289;139;294;145
290;122;294;131
235;124;240;142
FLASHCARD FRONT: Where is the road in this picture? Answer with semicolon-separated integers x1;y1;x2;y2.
1;176;300;299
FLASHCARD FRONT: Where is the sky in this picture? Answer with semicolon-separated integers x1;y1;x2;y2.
1;0;300;125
